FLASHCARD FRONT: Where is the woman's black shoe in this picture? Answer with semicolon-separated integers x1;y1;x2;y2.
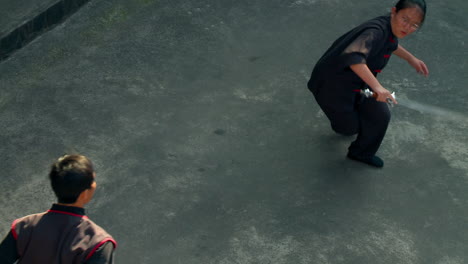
347;153;384;168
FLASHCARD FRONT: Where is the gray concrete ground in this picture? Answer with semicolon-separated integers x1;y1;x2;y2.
1;0;468;263
0;0;58;36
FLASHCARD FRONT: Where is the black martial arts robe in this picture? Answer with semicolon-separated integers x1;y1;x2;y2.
307;15;398;158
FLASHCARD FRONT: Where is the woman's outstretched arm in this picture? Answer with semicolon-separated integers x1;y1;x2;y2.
393;44;429;76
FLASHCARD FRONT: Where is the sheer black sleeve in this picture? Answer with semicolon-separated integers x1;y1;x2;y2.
341;28;383;66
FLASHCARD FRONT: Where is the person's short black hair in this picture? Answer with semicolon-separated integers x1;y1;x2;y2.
49;154;95;204
395;0;427;23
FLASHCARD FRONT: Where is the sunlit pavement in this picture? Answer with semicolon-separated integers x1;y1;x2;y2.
1;1;467;263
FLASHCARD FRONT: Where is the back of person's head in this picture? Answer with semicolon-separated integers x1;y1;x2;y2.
395;0;427;22
49;155;95;204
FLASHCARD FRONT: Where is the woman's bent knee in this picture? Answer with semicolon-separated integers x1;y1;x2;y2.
331;122;358;136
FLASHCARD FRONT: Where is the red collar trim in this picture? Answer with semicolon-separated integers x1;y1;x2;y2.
47;210;89;219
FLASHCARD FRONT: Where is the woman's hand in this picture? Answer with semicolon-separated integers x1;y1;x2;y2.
408;57;429;76
372;85;398;104
349;64;398;104
393;45;429;76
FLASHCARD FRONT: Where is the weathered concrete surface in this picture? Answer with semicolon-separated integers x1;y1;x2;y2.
0;0;90;59
0;0;59;35
0;0;467;263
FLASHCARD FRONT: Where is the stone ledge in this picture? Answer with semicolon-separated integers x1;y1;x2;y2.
0;0;90;60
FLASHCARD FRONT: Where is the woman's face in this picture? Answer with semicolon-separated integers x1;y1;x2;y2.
390;6;424;39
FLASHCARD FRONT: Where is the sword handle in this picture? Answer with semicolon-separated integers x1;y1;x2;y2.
360;89;396;107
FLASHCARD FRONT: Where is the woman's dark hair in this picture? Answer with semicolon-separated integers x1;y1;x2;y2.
395;0;427;23
49;154;95;204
